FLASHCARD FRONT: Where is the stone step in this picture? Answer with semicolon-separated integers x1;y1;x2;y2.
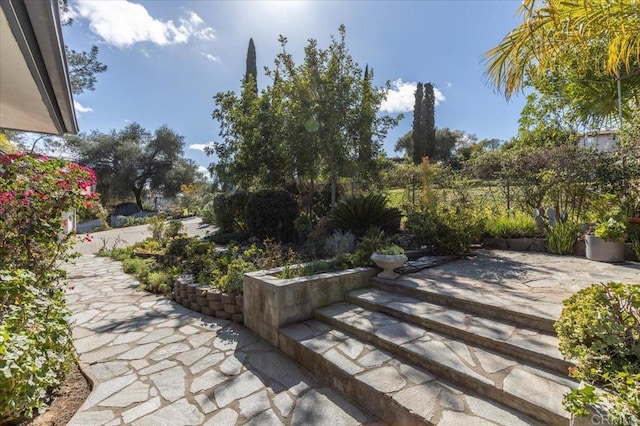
279;319;543;426
347;287;571;375
371;276;558;334
315;302;577;425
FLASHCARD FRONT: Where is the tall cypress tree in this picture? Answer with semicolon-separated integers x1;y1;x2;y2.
411;82;425;164
423;82;436;160
356;65;375;182
245;38;257;92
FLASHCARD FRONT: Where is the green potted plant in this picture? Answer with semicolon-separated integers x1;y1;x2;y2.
585;217;627;263
370;244;407;279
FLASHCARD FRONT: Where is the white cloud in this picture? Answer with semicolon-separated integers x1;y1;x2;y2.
201;52;220;62
188;143;212;152
197;165;210;176
446;82;452;88
380;79;445;114
75;1;216;48
74;100;93;116
434;87;445;105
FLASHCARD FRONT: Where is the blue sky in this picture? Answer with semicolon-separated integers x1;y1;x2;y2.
62;0;527;176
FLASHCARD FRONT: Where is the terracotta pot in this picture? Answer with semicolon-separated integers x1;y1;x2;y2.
370;253;407;279
629;217;640;225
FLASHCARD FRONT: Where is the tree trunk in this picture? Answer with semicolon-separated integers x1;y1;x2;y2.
133;187;144;211
331;174;337;207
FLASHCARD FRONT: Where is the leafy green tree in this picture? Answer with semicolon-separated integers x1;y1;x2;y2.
67;45;107;95
484;0;640;124
394;130;413;158
66;123;197;210
398;128;470;164
210;26;398;204
58;0;107;95
432;127;457;162
506;91;581;149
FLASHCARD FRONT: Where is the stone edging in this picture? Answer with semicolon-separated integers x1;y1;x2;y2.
482;237;639;261
173;276;243;324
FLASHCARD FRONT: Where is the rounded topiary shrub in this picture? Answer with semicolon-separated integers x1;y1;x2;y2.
213;191;249;232
246;189;298;242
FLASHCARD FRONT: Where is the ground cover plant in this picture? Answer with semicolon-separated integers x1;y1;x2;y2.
483;211;540;238
555;282;640;425
0;153;97;422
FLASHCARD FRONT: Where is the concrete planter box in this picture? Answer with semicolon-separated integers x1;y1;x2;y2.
482;237;637;261
244;263;378;347
585;235;625;263
482;237;546;252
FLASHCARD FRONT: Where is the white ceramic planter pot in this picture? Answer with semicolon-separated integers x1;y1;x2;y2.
585;235;625;263
370;253;408;279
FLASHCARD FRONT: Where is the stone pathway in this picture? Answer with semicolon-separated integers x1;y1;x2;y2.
65;255;381;425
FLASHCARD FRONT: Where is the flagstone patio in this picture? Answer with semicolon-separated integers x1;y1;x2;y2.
64;250;639;425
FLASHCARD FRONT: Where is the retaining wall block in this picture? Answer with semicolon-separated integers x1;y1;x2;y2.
224;304;242;314
206;291;221;301
216;310;232;320
209;301;224;310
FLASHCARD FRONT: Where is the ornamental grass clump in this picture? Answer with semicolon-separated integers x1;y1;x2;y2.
484;211;539;238
545;221;580;255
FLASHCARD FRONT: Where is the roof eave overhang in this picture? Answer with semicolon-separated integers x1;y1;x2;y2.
0;0;78;135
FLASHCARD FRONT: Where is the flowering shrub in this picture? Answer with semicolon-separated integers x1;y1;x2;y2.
0;152;97;271
0;153;97;421
0;270;74;421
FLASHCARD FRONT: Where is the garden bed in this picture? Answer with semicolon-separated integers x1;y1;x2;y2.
243;263;378;347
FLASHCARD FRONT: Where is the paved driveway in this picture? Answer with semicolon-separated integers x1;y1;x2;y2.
73;217;215;255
